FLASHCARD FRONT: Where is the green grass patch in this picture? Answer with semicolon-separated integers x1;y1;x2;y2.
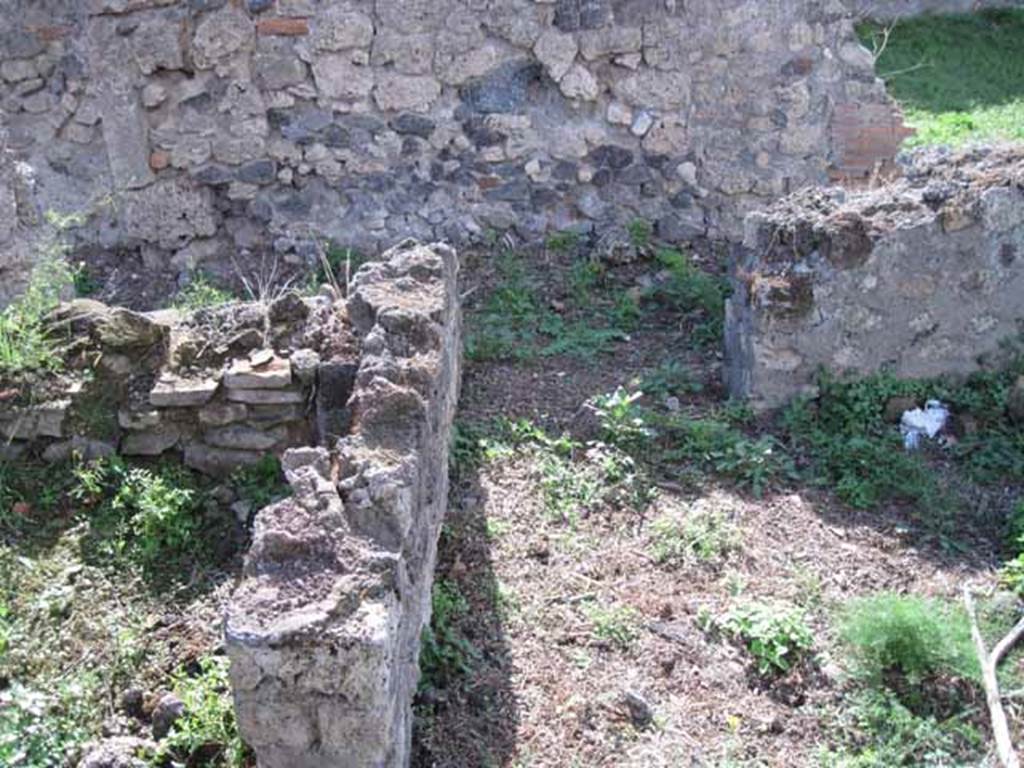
859;10;1024;146
0;257;72;377
171;273;236;312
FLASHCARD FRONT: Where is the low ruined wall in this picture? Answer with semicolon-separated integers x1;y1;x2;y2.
725;146;1024;410
0;285;356;473
0;0;906;300
225;241;460;768
849;0;1022;19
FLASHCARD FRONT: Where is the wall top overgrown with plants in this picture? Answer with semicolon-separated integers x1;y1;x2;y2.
0;272;358;475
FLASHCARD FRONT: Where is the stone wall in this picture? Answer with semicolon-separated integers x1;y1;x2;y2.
849;0;1022;19
725;146;1024;410
0;0;907;302
225;240;460;768
0;275;356;472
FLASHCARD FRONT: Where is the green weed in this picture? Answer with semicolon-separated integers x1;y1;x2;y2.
719;601;813;675
0;678;97;768
591;387;655;452
819;688;982;768
584;601;642;651
419;580;478;692
231;455;287;510
72;458;213;578
660;415;793;497
648;248;727;348
0;257;72;376
71;261;100;297
628;219;653;249
545;230;581;253
171;273;236;312
839;593;978;690
649;507;741;567
155;656;250;768
640;361;703;401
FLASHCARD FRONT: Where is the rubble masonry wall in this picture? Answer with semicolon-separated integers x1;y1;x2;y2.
0;0;908;305
225;240;461;768
725;147;1024;410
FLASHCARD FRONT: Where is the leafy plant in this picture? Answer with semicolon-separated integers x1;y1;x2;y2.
0;678;96;768
720;601;813;674
660;415;793;497
584;601;642;651
648;248;727;347
314;243;371;295
155;656;249;768
419;580;477;692
71;261;99;297
640;361;703;401
171;273;236;311
591;387;654;452
0;256;72;376
839;593;978;689
545;229;581;253
1002;503;1024;593
628;219;653;249
650;507;741;567
820;688;982;768
112;465;200;570
780;374;948;511
72;458;208;575
231;455;287;510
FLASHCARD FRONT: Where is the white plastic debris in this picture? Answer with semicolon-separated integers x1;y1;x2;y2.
900;399;949;450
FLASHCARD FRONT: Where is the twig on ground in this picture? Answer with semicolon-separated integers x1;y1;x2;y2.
963;585;1022;768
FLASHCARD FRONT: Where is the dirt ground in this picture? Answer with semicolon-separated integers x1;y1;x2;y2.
412;243;1020;768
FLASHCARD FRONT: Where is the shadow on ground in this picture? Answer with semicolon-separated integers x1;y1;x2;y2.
411;454;519;768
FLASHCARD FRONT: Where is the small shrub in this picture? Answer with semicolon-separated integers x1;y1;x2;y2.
568;258;604;304
591;387;654;452
720;601;813;675
584;601;642;650
537;448;602;524
650;507;741;567
998;500;1024;593
72;458;206;574
839;593;977;688
112;465;200;570
419;580;477;692
660;416;793;497
171;273;235;311
156;656;249;768
315;243;371;294
545;229;581;253
71;261;99;297
780;377;945;511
